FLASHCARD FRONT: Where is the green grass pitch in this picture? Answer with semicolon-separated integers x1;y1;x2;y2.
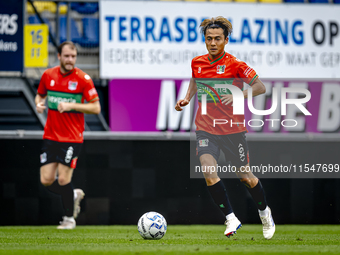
1;225;340;254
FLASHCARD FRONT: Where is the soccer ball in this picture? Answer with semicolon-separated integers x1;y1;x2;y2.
137;211;167;239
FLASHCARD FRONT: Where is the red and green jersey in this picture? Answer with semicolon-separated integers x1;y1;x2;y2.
38;66;99;143
191;51;258;135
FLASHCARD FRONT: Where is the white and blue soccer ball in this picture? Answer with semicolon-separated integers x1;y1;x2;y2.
137;211;167;239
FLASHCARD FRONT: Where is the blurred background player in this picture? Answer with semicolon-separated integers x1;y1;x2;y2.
175;17;275;239
35;41;101;229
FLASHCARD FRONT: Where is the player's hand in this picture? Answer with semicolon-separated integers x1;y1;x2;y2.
36;102;46;113
58;102;73;113
175;99;189;111
221;94;233;106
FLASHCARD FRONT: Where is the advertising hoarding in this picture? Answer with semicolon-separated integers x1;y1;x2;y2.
100;1;340;79
0;0;24;72
109;79;340;134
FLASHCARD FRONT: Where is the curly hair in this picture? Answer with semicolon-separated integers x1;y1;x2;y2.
200;16;233;39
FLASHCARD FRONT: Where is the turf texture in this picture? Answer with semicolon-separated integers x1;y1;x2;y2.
0;225;340;254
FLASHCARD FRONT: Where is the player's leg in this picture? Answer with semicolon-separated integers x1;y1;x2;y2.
55;163;77;229
40;162;72;205
236;167;275;239
196;131;241;237
40;154;75;229
58;142;85;219
40;140;69;199
223;132;269;210
55;142;84;229
229;132;275;239
236;165;267;208
40;139;58;187
40;163;58;186
200;154;234;216
56;163;85;219
200;154;242;237
200;153;220;186
56;163;75;215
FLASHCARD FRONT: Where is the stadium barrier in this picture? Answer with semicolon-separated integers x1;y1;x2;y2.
1;132;339;225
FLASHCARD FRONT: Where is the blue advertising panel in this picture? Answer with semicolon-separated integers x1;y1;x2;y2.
0;0;24;72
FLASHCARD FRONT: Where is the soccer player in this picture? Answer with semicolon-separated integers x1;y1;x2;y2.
175;17;275;239
35;41;101;229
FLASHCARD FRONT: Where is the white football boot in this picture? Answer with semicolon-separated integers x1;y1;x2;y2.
73;189;85;219
224;216;242;237
259;207;275;239
57;216;76;230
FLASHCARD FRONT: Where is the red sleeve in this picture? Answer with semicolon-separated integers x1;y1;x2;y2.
37;72;47;96
191;58;196;78
235;60;258;86
82;74;99;103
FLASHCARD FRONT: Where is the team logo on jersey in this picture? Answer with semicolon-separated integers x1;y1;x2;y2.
216;65;225;74
198;67;201;73
68;81;78;91
199;139;209;147
50;80;55;87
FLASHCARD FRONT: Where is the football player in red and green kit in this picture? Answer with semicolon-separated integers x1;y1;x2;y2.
35;41;101;229
175;17;275;239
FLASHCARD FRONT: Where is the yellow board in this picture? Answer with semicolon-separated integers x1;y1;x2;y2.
24;24;48;68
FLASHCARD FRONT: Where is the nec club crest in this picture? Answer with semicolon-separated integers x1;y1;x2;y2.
199;139;209;147
68;81;78;90
216;65;225;74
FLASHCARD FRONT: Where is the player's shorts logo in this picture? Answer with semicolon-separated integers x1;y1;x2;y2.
65;146;74;163
238;143;245;162
199;139;209;147
40;152;47;163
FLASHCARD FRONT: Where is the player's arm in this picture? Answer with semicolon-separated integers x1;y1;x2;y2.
222;78;266;105
35;94;47;113
36;71;48;113
58;101;101;114
175;78;197;111
243;77;266;99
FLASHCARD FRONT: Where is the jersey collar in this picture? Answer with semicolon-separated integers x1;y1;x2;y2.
59;67;75;77
208;52;225;65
